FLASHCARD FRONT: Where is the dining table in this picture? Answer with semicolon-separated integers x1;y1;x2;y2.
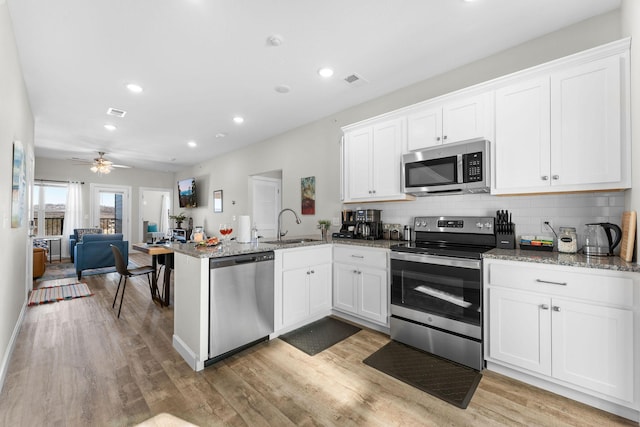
132;242;174;307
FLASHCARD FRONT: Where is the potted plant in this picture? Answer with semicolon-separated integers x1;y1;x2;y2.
317;219;331;241
169;212;187;229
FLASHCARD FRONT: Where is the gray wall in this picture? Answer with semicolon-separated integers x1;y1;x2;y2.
0;2;35;388
177;10;626;244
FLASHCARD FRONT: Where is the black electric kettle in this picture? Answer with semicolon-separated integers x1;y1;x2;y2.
583;222;622;256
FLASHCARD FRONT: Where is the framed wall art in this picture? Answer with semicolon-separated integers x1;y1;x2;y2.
213;189;223;213
11;141;26;228
301;176;315;215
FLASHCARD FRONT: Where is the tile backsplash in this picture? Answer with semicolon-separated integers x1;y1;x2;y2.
351;191;626;245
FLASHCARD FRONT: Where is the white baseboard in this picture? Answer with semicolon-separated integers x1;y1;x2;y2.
173;334;204;372
0;301;26;393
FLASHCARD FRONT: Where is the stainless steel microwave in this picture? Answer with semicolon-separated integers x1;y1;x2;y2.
402;138;490;196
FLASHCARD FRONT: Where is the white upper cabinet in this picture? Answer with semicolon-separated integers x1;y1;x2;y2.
407;93;492;151
343;117;413;202
493;40;630;195
494;77;551;191
550;56;622;187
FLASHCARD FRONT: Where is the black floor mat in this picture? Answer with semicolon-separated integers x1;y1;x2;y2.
363;341;482;409
279;317;361;356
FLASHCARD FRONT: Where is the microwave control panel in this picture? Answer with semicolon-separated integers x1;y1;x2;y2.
462;152;483;182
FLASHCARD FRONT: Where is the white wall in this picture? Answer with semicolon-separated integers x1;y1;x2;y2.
177;10;627;246
0;2;34;389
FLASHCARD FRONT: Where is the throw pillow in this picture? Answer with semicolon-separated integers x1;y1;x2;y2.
76;228;102;241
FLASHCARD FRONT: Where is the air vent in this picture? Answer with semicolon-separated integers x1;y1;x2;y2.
107;107;127;117
343;73;368;87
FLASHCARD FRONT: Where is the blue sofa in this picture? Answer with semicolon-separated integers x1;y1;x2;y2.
74;233;128;279
69;228;102;262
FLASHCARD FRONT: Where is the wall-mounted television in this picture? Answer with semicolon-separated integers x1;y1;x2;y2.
178;177;197;208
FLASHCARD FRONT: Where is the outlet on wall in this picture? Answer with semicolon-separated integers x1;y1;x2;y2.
541;219;554;234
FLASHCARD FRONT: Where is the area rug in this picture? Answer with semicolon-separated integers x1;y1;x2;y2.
363;340;482;409
279;317;361;356
28;283;93;306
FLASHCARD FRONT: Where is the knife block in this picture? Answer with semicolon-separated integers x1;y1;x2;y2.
497;224;516;249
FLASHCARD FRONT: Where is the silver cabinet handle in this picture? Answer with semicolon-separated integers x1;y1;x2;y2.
351;255;364;259
541;176;549;181
536;279;567;286
539;304;549;310
552;306;561;312
552;175;559;180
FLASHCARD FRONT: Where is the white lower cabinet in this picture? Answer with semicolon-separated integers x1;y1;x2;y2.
333;245;389;326
275;245;332;332
484;259;639;419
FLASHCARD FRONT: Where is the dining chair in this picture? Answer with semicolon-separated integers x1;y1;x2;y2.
110;245;155;318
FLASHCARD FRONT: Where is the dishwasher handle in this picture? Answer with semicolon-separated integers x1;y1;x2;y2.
210;251;274;269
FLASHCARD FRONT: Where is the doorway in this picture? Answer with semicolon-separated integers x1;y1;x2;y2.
90;184;131;242
251;173;281;238
139;187;172;242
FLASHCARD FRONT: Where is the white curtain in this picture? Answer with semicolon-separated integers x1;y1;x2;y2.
62;182;83;258
160;194;170;236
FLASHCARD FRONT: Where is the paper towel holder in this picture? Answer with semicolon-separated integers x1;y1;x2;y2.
213;190;223;213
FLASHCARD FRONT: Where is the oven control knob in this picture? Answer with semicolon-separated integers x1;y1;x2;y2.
476;222;484;229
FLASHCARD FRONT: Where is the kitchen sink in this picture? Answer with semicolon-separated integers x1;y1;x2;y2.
263;238;320;245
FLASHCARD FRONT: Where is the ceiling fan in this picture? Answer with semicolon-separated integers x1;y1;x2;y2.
72;152;131;174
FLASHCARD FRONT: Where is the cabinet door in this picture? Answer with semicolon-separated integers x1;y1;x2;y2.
309;263;332;316
494;78;551;192
488;288;552;375
345;127;373;200
281;268;309;327
371;118;404;199
358;266;388;325
550;56;621;186
407;106;442;151
551;298;633;401
333;263;358;314
442;94;487;144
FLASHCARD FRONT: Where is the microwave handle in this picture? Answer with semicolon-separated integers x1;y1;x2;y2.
457;154;464;184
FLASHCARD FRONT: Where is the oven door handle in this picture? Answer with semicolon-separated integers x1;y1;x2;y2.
390;251;481;269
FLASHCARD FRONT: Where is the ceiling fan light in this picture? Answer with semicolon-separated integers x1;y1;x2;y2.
90;165;98;173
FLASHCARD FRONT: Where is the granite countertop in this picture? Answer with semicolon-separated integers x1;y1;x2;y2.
484;248;640;273
169;234;403;258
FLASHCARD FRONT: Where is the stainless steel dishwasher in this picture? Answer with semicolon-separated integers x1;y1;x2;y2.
206;251;274;365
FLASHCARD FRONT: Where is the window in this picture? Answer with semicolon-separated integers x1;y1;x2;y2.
33;183;68;237
99;191;123;234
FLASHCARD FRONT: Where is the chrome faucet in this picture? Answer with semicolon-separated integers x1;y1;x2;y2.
277;208;302;241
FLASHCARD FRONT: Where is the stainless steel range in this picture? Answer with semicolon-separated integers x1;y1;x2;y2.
390;216;495;371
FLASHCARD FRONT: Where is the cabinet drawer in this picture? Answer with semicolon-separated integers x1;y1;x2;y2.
282;246;332;270
486;261;634;307
334;245;387;267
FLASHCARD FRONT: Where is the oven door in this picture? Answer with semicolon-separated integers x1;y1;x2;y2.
390;251;482;339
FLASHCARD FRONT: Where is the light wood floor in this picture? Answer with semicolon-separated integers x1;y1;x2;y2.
0;252;635;426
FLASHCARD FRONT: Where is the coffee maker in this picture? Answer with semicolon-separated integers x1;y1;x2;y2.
354;209;383;240
333;209;383;240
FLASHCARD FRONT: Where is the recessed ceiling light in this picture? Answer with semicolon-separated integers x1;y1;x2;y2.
126;83;143;93
104;124;117;131
318;67;334;78
187;140;197;148
233;116;244;124
275;84;291;94
215;133;227;138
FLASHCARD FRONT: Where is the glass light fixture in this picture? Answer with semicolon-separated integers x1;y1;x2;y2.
90;164;112;174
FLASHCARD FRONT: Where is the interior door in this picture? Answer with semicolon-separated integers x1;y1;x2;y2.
91;184;131;243
251;176;280;238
